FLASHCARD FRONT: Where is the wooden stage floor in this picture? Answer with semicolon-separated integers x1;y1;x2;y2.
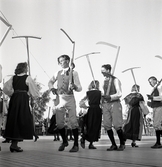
0;135;161;167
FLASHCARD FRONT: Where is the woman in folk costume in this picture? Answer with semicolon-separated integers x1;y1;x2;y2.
123;84;145;147
79;80;102;149
3;62;39;152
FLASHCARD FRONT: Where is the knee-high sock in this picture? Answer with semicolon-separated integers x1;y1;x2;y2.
107;129;116;146
156;130;161;145
69;129;73;138
59;128;67;143
72;128;78;146
117;129;125;145
159;130;162;136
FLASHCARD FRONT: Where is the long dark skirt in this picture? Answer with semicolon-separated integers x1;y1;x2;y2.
47;114;59;134
4;92;34;141
123;106;141;141
83;106;102;142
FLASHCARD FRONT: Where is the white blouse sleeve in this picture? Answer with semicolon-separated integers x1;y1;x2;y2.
73;71;82;92
26;76;39;99
79;94;89;109
3;76;14;96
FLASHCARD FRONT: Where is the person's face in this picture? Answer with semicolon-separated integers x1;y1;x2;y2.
58;57;69;69
101;67;111;78
149;78;157;87
24;65;28;74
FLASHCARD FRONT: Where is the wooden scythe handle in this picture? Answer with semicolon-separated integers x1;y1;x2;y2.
106;46;120;95
60;28;75;86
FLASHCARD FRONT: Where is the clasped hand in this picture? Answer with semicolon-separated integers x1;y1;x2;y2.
69;83;77;91
102;95;111;102
147;94;153;100
51;88;58;95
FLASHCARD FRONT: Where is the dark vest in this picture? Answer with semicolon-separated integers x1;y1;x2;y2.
103;77;116;95
103;77;120;102
57;70;73;95
151;88;162;108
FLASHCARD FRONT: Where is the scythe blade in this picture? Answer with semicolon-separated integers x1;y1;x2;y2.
122;67;140;73
155;55;162;60
75;52;100;60
75;52;100;87
96;41;120;95
96;41;118;49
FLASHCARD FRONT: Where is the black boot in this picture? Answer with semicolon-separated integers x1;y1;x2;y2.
10;140;23;152
151;130;162;149
58;128;68;151
59;128;67;143
69;128;79;152
107;129;118;151
117;129;125;151
89;142;96;149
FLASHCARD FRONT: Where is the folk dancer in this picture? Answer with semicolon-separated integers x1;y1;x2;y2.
48;55;82;152
79;80;102;149
123;84;145;147
3;62;39;152
101;64;125;151
147;76;162;148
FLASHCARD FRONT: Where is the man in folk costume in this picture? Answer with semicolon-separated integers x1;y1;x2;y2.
48;55;82;152
101;64;125;151
147;76;162;149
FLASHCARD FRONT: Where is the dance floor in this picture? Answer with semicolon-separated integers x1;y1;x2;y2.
0;135;161;167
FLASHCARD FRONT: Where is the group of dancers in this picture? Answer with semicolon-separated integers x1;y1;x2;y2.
0;54;162;153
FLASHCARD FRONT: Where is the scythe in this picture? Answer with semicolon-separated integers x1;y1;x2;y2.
96;41;120;95
122;67;140;92
0;16;12;47
12;36;41;76
75;52;100;87
60;28;75;89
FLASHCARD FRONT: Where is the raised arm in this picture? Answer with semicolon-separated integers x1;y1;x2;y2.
3;76;14;96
